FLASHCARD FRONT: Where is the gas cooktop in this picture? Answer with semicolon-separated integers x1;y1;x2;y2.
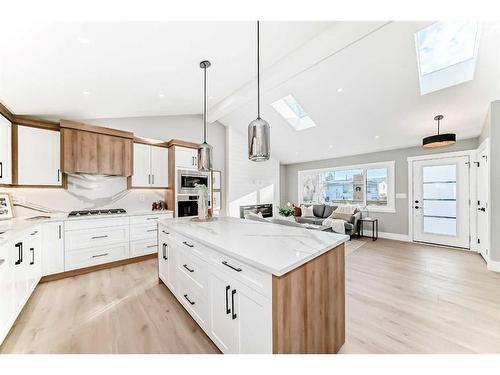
68;208;127;217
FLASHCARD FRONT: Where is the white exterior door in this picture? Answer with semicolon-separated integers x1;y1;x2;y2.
476;147;490;261
0;114;12;184
412;156;470;249
132;143;151;187
151;146;168;187
17;126;61;186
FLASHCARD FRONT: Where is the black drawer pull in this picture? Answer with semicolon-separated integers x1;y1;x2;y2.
225;285;231;314
147;229;157;232
162;243;168;260
91;235;108;240
92;253;109;258
183;294;195;305
30;247;35;265
231;289;237;320
162;230;170;234
15;242;23;265
182;241;194;248
222;261;242;272
147;245;157;248
30;231;38;236
147;217;159;220
183;264;194;273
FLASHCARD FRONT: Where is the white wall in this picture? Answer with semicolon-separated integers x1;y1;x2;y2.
226;127;280;218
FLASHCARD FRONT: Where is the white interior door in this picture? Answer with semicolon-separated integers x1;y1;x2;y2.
476;147;490;261
412;156;470;249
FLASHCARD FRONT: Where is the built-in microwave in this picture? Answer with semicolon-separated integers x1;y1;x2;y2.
178;169;209;194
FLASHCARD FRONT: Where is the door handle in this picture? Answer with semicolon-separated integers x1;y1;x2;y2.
414;206;421;209
30;248;35;265
182;241;194;248
162;243;168;260
0;161;3;178
222;261;242;272
183;294;195;305
225;285;231;314
183;264;195;273
478;207;486;212
15;242;23;265
231;289;237;320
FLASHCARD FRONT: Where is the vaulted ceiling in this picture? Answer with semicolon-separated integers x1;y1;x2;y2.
1;21;499;164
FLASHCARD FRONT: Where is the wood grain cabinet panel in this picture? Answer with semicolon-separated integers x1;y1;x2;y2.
98;134;132;176
61;128;98;174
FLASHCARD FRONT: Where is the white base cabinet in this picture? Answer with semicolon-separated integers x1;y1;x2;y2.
158;222;272;354
41;222;64;276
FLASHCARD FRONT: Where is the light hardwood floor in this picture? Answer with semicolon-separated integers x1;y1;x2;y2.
1;239;500;354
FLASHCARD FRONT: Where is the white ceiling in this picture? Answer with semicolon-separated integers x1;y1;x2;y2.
0;21;330;118
1;21;499;164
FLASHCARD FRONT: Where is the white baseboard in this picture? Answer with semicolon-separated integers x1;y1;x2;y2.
487;260;500;273
359;230;410;242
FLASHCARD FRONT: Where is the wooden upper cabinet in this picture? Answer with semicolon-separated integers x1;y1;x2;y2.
60;120;133;177
98;134;132;176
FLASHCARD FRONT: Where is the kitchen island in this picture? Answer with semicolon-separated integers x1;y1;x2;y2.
157;216;348;354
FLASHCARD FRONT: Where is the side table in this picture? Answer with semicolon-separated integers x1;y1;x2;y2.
358;218;379;241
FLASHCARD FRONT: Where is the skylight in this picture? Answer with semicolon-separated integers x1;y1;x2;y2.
271;94;317;131
415;21;480;95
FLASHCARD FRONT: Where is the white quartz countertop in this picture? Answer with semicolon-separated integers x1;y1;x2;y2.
159;217;349;276
0;210;173;246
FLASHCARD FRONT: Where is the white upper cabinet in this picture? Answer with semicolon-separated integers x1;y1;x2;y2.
132;143;168;188
132;143;151;187
175;146;198;169
0;114;12;184
151;146;168;187
17;126;61;186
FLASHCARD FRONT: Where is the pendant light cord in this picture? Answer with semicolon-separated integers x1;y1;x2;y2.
203;64;207;143
257;20;260;119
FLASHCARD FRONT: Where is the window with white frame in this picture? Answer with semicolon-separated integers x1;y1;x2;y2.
298;161;395;213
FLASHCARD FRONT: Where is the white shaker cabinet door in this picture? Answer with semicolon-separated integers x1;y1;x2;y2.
150;146;168;187
208;272;236;353
0;114;12;184
17;126;61;186
132;143;151;187
42;222;64;276
175;146;197;169
0;242;14;345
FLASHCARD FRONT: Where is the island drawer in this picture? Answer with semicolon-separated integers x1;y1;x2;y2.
176;247;209;292
65;225;130;251
65;242;130;271
65;217;130;231
176;277;208;329
171;233;211;262
209;251;272;298
130;224;157;241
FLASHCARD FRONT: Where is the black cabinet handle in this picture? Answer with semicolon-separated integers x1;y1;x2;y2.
162;243;168;260
15;242;23;265
162;230;170;234
147;217;159;220
231;289;237;320
0;161;3;178
478;207;486;212
183;294;195;305
147;244;157;248
225;285;231;315
57;168;60;182
91;235;108;240
182;241;194;248
222;261;242;272
58;225;62;239
92;253;109;258
183;264;195;273
30;248;35;265
147;229;157;232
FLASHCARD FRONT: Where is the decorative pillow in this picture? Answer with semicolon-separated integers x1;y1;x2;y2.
323;205;336;218
313;204;325;218
293;205;302;217
331;212;352;221
300;205;314;217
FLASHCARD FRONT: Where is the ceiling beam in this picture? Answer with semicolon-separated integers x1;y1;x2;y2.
208;21;391;124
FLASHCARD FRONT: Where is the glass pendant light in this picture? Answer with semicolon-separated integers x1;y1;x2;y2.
422;115;456;148
198;60;213;171
248;21;270;161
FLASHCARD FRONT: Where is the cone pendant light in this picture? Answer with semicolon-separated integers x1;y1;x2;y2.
248;21;270;161
198;60;213;171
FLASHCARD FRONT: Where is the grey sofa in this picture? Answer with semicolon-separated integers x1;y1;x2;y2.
295;204;360;236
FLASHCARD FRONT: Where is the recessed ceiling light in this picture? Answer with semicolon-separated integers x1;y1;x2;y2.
82;91;91;96
295;151;299;156
329;144;333;149
77;36;90;44
158;93;165;98
337;88;343;93
374;135;380;139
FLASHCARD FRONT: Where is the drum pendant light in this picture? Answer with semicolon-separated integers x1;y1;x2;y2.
422;115;456;148
248;21;270;161
198;60;213;171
